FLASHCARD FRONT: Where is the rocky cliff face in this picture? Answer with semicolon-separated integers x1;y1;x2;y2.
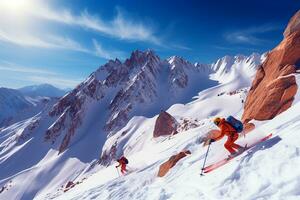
242;10;300;122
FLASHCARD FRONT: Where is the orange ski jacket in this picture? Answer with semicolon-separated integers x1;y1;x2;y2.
215;118;237;140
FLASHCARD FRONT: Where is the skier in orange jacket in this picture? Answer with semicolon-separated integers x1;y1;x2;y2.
116;156;128;175
211;117;243;156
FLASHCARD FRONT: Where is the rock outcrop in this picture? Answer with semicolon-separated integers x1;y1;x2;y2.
242;10;300;122
153;111;178;138
157;150;191;177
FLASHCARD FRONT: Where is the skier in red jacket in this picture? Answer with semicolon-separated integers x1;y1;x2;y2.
116;156;128;175
211;117;244;156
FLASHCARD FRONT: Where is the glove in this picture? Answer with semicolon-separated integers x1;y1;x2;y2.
209;139;216;144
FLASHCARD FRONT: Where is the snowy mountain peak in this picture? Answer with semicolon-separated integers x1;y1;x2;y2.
167;55;189;65
210;54;265;84
125;49;160;68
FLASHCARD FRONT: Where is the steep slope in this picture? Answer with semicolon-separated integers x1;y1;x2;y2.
51;99;300;200
19;84;68;98
0;51;262;200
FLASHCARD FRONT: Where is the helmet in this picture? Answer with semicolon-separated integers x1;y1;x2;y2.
213;117;221;126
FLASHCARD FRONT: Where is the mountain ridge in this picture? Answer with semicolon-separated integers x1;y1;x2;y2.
19;83;68;98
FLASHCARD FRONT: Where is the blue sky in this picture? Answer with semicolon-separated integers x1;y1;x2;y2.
0;0;299;89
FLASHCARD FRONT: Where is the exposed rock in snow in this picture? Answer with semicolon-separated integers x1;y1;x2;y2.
242;10;300;122
153;111;178;138
176;117;203;133
158;150;191;177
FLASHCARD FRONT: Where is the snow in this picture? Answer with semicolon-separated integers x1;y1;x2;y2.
45;99;300;200
210;53;263;84
292;71;300;104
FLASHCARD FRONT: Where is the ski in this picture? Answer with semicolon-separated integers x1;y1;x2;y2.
202;133;273;174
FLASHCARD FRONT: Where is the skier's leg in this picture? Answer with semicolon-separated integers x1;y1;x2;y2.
231;134;242;150
121;164;127;174
224;139;236;154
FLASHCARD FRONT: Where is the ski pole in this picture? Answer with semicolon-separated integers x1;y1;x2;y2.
116;166;120;177
200;141;212;176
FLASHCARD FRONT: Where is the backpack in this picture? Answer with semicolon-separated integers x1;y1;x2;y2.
226;116;243;133
121;157;129;164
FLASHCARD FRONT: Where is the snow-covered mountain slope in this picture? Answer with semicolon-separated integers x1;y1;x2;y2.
210;53;266;84
43;72;300;200
19;84;68;98
0;88;57;128
0;50;264;200
34;50;262;161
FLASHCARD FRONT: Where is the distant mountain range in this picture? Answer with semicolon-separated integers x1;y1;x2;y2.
18;84;69;98
0;84;68;128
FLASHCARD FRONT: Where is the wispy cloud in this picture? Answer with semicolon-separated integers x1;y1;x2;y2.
170;44;192;51
0;61;83;88
0;29;90;52
0;1;128;59
92;39;125;60
224;24;282;45
20;2;160;44
0;61;58;75
0;27;125;59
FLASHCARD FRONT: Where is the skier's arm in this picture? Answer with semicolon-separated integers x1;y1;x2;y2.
213;124;225;141
213;119;226;141
213;131;224;141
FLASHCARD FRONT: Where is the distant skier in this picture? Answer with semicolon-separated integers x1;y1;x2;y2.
115;156;129;175
211;117;244;157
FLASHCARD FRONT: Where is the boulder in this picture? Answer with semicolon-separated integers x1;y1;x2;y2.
65;181;75;189
158;150;191;177
153;111;178;138
242;10;300;122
